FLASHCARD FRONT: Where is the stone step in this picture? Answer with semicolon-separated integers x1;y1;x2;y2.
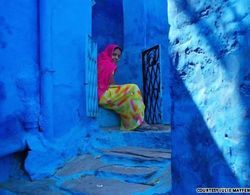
55;154;104;177
99;147;171;166
97;108;120;127
0;149;172;194
103;147;171;160
55;154;160;185
142;164;172;195
92;126;171;150
61;175;151;195
59;159;172;195
96;165;158;184
0;179;66;195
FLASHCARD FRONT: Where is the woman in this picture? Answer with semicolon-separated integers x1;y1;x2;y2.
98;44;152;130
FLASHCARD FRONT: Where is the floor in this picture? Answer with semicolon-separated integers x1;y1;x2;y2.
0;125;171;195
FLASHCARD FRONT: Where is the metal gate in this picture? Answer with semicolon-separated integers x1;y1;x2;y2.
142;45;162;124
85;35;98;117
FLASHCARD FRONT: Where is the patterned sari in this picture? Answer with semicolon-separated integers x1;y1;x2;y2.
99;84;145;130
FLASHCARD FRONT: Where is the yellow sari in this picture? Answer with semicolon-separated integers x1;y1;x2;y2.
99;84;145;130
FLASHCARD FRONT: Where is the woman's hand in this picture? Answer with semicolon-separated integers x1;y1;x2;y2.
109;71;115;85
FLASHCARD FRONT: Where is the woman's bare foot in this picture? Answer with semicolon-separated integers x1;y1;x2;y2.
139;121;150;128
137;121;158;130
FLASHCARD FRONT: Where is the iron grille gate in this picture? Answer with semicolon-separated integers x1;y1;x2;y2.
142;45;163;124
85;35;98;117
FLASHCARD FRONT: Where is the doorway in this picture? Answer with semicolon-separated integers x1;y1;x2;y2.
92;0;171;127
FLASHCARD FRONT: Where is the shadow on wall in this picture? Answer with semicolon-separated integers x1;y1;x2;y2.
177;0;250;186
228;5;250;178
170;54;240;194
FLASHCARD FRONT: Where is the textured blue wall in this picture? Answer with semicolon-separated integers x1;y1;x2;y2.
169;0;250;193
0;0;93;181
92;0;124;53
0;0;38;181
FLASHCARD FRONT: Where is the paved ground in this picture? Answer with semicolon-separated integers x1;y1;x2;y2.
0;126;171;195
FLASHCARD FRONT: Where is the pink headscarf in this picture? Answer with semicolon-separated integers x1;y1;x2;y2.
98;44;122;101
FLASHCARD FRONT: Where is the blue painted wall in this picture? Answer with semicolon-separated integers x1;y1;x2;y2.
169;0;250;193
50;0;92;137
92;0;124;53
121;0;171;124
0;0;38;181
118;0;145;88
0;0;93;181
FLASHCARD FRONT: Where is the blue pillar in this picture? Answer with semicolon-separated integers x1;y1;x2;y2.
39;0;54;138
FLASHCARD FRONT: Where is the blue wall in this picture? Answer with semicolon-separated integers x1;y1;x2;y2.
50;0;92;137
0;0;93;181
118;0;145;88
169;0;250;193
92;0;124;53
121;0;171;124
0;0;38;181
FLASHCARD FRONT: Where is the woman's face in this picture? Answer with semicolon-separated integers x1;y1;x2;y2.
112;48;122;64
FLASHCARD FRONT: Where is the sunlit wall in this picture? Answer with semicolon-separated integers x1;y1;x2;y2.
169;0;250;193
